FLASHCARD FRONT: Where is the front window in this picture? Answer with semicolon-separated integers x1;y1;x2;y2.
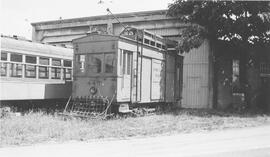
76;55;85;72
87;54;102;73
105;54;115;73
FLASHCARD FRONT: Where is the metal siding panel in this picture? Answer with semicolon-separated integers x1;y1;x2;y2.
151;59;165;100
165;54;175;102
0;81;71;100
0;82;45;100
182;40;210;108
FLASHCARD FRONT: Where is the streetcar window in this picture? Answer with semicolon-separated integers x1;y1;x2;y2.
150;41;155;46
156;43;161;48
119;50;123;74
122;50;132;75
25;65;36;78
127;53;131;75
52;59;61;66
39;66;49;79
87;54;102;73
162;45;166;49
26;56;37;64
51;67;61;79
144;39;150;45
39;57;49;65
10;54;22;62
1;63;7;76
76;55;85;72
64;68;72;80
105;54;115;73
64;60;72;67
1;52;7;61
10;63;22;77
123;52;126;74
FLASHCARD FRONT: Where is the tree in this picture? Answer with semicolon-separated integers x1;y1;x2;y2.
168;1;270;111
167;0;270;53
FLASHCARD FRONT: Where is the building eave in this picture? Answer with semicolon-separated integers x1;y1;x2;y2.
31;9;169;26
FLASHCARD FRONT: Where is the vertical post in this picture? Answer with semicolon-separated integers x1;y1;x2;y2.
164;51;167;102
49;58;52;79
61;59;64;80
7;53;11;77
22;55;25;78
36;56;39;79
212;40;218;109
130;52;133;103
139;31;144;102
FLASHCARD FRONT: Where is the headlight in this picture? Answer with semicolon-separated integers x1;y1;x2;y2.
89;87;97;95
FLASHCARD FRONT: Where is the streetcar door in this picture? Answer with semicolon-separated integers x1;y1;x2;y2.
141;57;151;102
120;50;132;101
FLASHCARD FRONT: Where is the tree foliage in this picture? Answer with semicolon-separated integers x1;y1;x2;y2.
167;0;270;53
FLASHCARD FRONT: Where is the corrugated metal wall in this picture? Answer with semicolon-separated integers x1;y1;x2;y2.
182;40;211;108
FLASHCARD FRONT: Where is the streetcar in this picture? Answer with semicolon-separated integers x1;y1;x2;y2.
71;27;183;113
0;35;73;111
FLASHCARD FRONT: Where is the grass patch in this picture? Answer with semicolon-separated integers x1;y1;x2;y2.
1;109;270;147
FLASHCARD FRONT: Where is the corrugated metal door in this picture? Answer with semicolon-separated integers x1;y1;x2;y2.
175;55;184;101
151;59;165;100
182;40;210;108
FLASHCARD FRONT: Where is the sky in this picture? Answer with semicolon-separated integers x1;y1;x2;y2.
1;0;173;40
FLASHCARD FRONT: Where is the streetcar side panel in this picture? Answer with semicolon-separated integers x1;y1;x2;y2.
118;38;167;104
0;37;73;101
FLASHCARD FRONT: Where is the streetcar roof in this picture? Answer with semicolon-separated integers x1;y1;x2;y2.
1;36;73;59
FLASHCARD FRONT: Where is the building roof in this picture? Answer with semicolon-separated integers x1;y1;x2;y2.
31;10;168;26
